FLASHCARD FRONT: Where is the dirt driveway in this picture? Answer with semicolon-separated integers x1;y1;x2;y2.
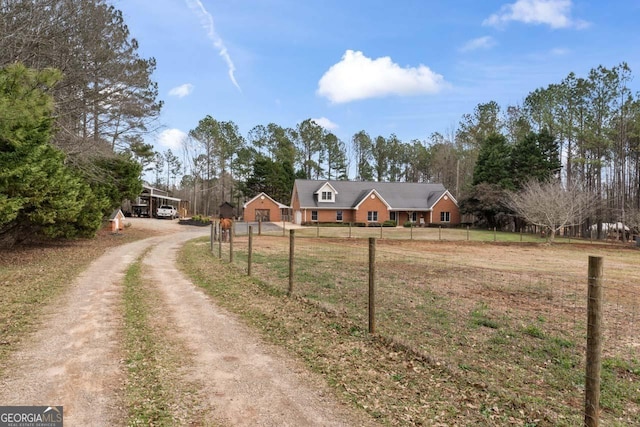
0;218;373;426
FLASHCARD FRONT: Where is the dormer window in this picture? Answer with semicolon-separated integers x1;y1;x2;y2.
315;182;338;203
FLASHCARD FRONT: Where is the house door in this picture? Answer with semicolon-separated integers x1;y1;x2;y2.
295;211;302;224
255;209;270;222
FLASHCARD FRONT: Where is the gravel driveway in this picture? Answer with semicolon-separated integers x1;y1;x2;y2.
0;218;370;426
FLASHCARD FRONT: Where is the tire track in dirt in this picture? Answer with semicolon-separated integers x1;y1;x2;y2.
0;236;165;426
1;220;373;426
144;234;375;426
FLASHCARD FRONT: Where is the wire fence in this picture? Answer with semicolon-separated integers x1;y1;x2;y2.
232;220;638;245
212;223;639;425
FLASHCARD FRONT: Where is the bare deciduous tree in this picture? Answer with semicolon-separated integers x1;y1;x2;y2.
506;179;596;242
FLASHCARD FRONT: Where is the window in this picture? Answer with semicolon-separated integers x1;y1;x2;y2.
390;212;397;221
411;212;418;222
441;211;450;222
367;211;378;222
311;210;318;221
336;210;343;221
321;191;333;201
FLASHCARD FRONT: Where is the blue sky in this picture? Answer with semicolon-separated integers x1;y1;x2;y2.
115;0;640;153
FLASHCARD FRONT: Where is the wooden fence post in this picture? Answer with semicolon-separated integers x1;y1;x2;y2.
520;227;523;242
494;227;497;242
283;220;286;237
218;224;222;260
585;256;604;427
288;230;295;296
380;224;383;239
248;226;253;276
258;219;262;236
410;222;413;240
368;237;376;334
229;228;234;263
210;222;214;253
439;225;442;241
467;225;470;241
316;221;320;237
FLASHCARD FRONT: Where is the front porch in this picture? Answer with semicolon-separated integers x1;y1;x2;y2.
391;211;432;227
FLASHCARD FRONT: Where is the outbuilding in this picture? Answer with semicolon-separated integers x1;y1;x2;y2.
243;192;291;222
219;201;235;219
109;208;126;233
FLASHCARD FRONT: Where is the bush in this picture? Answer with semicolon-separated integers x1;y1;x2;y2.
382;220;397;227
368;222;382;227
191;215;211;224
403;221;415;228
353;222;367;227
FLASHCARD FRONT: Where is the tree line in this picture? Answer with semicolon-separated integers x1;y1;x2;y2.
3;0;639;243
173;61;640;240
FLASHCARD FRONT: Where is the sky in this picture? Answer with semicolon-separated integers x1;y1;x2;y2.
114;0;640;155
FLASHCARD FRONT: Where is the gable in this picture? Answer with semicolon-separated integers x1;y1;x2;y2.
314;182;338;203
244;192;289;209
353;189;391;210
432;190;458;207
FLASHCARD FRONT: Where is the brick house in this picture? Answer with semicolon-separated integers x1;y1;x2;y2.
243;192;291;222
290;179;460;226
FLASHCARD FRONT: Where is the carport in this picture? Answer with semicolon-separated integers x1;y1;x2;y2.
124;185;187;218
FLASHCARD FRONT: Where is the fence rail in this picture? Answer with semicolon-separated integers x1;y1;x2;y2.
209;222;640;426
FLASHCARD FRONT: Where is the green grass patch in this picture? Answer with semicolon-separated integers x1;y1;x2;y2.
523;324;545;338
123;259;172;425
601;357;640;417
470;303;500;329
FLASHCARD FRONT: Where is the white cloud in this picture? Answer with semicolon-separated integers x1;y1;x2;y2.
168;83;194;98
158;129;187;150
186;0;241;91
483;0;589;29
550;47;570;55
312;117;339;131
317;50;447;104
460;36;497;52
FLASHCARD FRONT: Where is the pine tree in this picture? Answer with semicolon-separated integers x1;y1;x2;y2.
0;64;105;245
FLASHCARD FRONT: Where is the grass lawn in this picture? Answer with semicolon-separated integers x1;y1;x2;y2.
182;233;640;426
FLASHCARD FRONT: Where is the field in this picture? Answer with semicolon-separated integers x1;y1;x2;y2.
183;226;640;426
2;222;637;426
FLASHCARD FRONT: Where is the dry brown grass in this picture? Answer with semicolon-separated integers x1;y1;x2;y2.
0;226;153;369
189;235;640;426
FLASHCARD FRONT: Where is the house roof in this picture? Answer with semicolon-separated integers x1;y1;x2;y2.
293;179;455;210
244;192;290;209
